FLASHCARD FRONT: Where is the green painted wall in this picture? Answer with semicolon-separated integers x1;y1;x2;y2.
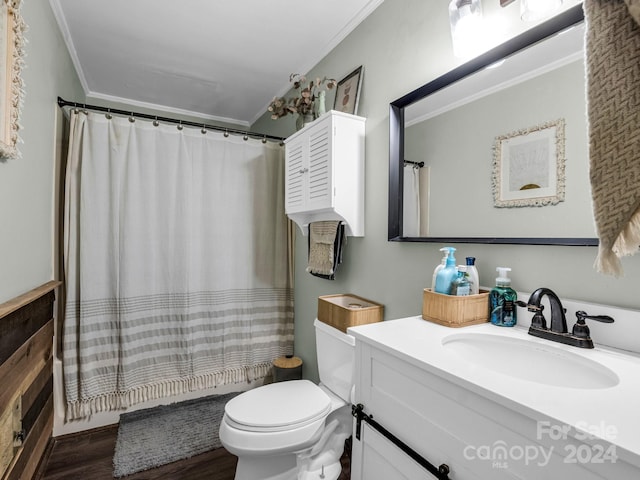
252;0;637;382
0;1;84;303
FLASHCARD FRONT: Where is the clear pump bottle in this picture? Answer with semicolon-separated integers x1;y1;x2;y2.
451;265;471;296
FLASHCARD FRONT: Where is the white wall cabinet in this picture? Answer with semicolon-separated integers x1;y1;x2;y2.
284;110;365;236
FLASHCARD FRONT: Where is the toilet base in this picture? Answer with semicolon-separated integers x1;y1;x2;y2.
298;461;342;480
232;448;344;480
233;453;298;480
296;406;351;480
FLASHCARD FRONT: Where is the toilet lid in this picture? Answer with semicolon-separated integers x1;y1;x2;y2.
225;380;331;432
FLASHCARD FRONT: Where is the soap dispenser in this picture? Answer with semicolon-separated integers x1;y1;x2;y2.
489;267;517;327
434;248;457;295
432;247;451;289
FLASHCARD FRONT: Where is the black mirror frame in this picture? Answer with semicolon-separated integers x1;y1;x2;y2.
388;4;597;246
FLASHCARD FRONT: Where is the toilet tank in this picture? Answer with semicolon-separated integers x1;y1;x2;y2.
314;318;356;402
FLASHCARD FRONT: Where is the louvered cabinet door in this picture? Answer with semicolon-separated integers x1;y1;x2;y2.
284;113;334;215
305;123;333;211
284;111;365;236
285;141;306;213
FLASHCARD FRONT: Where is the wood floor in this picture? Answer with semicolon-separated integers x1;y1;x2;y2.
35;425;351;480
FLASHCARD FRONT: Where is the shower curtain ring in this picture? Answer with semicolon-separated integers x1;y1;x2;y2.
128;113;135;123
177;121;184;131
243;134;249;141
223;130;229;138
153;116;160;127
105;108;112;120
201;124;207;134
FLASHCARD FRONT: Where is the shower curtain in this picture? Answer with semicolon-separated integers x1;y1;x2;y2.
62;111;294;420
403;164;421;237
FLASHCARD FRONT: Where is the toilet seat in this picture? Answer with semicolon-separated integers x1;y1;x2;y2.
224;380;332;433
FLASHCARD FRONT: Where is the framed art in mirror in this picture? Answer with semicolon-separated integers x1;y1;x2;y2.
0;0;26;160
492;118;565;208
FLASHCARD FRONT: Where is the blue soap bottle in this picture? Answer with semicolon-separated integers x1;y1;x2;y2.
434;247;457;295
431;247;451;290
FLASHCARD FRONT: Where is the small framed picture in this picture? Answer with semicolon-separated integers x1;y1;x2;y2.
492;119;566;208
333;66;363;115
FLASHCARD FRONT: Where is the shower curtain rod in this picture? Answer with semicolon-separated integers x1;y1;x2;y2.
404;160;424;168
57;97;286;143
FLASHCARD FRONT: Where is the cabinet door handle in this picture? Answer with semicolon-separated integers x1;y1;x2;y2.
352;403;450;480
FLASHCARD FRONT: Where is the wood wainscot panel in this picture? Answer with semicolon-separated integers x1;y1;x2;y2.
0;282;58;480
4;397;53;480
0;282;57;364
0;395;20;479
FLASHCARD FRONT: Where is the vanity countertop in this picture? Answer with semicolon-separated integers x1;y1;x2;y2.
348;316;640;467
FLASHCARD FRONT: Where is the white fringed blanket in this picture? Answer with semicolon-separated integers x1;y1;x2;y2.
586;0;640;275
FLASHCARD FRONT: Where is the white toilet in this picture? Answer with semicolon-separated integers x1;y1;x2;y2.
219;318;355;480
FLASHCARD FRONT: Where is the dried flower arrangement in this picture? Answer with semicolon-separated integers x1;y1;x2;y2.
268;74;337;119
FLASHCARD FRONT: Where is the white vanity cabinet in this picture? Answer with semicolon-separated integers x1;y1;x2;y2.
348;317;640;480
284;110;365;236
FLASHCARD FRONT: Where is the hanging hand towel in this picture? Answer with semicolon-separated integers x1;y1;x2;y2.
306;221;345;280
585;0;640;275
625;0;640;24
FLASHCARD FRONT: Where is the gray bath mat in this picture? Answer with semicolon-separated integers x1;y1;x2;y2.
112;391;239;477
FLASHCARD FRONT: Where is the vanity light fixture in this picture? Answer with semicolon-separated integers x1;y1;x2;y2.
448;0;484;58
520;0;563;21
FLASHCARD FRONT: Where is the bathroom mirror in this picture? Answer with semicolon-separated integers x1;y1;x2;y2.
389;5;597;246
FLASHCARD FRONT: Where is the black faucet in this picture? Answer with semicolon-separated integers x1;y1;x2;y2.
527;287;568;334
519;288;614;349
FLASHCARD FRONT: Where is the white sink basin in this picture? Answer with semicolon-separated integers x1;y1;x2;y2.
442;333;620;389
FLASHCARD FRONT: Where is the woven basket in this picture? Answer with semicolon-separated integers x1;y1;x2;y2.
317;294;383;333
422;288;489;327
